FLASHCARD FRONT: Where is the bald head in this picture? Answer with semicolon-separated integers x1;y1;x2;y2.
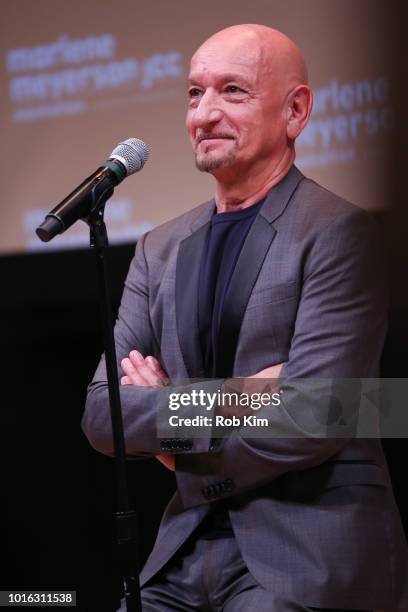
192;24;308;94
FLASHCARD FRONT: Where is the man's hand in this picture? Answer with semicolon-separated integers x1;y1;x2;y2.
120;350;175;471
120;354;285;471
220;362;286;420
250;362;285;380
222;362;285;394
121;351;168;387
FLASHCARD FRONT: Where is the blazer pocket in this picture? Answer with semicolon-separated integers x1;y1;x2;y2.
280;462;390;503
318;462;389;490
246;281;298;310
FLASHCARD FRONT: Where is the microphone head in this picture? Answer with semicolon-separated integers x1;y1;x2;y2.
109;138;149;175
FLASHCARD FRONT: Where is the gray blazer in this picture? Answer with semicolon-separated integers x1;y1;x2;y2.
83;166;408;610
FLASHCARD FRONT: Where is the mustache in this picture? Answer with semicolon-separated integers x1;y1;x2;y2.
195;133;236;144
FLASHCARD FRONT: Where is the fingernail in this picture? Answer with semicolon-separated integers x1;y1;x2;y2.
131;350;143;361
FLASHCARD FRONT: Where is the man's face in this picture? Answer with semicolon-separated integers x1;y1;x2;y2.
186;37;288;176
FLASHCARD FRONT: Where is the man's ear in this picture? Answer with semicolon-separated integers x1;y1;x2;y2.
286;84;313;140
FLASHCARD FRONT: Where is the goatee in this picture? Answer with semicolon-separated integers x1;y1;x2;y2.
195;150;236;172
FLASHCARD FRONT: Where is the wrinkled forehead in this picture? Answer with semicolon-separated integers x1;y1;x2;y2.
189;39;266;84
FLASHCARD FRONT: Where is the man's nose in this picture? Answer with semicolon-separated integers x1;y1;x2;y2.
190;90;223;128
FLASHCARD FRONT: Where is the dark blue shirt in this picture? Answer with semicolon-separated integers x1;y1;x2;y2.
198;199;265;375
197;197;265;537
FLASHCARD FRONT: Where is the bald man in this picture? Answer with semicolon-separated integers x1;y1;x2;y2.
83;24;408;611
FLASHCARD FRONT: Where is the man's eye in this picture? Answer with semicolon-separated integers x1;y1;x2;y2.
189;88;202;98
225;85;242;93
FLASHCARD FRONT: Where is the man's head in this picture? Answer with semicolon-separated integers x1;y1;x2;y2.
186;24;312;179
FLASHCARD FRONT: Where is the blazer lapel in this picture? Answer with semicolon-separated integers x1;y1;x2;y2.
215;165;304;377
175;201;214;379
215;215;276;377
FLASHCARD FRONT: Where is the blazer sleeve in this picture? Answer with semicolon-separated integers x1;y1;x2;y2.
82;233;214;457
174;207;389;508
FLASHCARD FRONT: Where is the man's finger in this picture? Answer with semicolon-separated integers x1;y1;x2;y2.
121;357;149;386
252;362;285;379
145;356;168;381
129;351;165;387
121;375;132;385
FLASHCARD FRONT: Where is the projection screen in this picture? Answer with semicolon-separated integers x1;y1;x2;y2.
0;0;399;254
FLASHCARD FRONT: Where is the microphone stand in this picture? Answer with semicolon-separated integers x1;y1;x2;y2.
85;195;141;612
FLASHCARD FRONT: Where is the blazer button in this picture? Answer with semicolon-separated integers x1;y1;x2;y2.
160;440;169;451
202;485;215;499
182;439;193;451
209;439;219;452
224;478;234;492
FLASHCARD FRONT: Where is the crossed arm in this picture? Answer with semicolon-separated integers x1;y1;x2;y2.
84;207;387;505
120;349;284;470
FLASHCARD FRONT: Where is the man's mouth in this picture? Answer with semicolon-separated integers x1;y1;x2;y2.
196;135;235;145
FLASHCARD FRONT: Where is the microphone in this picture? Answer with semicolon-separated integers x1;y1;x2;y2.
36;138;149;243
